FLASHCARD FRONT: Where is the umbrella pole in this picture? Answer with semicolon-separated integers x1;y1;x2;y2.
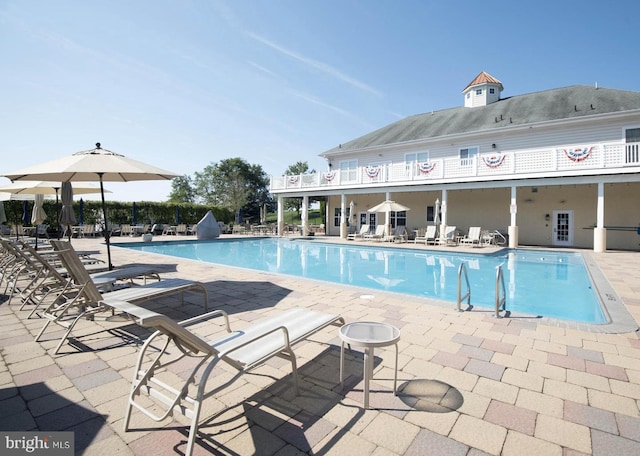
98;175;113;270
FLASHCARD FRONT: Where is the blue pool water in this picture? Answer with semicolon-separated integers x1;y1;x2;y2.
116;238;606;324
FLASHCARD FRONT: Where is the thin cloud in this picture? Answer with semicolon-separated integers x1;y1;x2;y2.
246;32;383;97
247;61;284;80
288;89;375;129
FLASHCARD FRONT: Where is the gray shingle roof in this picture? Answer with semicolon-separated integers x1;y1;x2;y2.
323;85;640;154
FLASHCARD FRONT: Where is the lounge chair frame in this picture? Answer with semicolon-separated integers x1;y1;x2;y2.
36;240;208;354
111;301;344;456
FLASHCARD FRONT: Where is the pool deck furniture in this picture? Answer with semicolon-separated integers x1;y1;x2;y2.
347;224;371;241
110;302;344;456
36;240;208;354
339;321;400;409
364;224;386;241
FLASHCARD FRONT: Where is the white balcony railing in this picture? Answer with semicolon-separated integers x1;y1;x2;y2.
270;142;640;192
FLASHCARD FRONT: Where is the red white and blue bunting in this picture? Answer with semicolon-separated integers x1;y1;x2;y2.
482;154;505;168
365;166;380;178
417;162;436;174
324;171;336;182
287;175;299;185
563;146;593;162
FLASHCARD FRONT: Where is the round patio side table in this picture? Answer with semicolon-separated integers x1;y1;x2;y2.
339;321;400;409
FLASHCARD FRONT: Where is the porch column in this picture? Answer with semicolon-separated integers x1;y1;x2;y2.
439;189;448;236
594;182;606;252
277;195;284;236
508;186;519;248
340;194;347;238
301;195;309;236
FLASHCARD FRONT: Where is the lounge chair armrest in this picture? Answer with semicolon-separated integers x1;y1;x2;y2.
179;310;231;333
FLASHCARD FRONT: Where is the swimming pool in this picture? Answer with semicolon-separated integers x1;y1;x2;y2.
116;238;607;324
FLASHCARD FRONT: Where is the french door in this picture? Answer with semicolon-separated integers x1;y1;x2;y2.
552;210;573;246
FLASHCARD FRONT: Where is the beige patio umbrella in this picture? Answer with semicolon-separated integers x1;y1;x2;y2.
367;200;411;236
3;143;179;270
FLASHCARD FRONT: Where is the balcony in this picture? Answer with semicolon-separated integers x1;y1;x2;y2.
270;142;640;193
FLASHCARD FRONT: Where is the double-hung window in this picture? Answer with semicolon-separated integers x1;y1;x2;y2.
625;127;640;164
340;159;358;183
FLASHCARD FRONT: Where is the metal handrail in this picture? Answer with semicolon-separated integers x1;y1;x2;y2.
456;262;471;312
494;265;507;318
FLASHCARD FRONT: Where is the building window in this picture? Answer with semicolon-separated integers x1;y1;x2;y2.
489;88;495;94
389;211;407;228
466;92;470;99
476;89;482;95
333;208;342;227
339;159;358;182
460;146;479;166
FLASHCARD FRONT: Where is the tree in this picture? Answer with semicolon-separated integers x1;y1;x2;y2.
193;158;269;223
283;161;316;213
168;175;196;203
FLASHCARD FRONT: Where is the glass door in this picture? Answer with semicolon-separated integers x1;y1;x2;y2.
552;210;573;246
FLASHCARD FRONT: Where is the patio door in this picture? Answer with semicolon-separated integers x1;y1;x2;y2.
359;211;376;229
552;210;573;246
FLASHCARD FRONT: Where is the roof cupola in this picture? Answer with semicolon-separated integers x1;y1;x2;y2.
462;71;503;107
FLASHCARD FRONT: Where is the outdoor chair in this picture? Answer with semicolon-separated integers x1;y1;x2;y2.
112;301;344;456
12;240;163;319
364;224;386;241
347;224;370;240
414;225;437;244
175;223;188;235
459;226;482;246
437;226;457;246
120;224;133;236
36;240;208;354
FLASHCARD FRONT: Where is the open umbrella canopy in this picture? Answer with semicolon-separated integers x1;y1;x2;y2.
0;180;107;196
3;143;179;270
367;200;411;213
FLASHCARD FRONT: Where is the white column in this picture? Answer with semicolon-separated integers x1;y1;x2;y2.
340;194;347;238
440;189;448;236
277;196;284;236
594;182;606;252
508;186;519;248
301;195;309;236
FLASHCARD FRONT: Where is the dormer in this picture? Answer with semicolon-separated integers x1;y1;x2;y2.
462;71;503;107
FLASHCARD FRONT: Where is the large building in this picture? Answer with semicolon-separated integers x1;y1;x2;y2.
270;72;640;251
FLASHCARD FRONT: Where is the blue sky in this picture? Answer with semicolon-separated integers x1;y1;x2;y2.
2;0;639;202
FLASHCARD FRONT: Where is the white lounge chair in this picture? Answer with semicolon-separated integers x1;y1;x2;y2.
364;224;386;241
36;240;208;354
347;224;370;240
386;226;408;243
113;301;344;456
459;227;482;246
437;226;457;245
414;225;437;244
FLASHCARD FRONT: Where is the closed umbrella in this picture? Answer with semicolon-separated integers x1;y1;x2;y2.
132;201;138;225
31;194;47;248
434;198;440;226
78;198;84;225
0;201;6;225
3;143;180;270
175;206;180;224
22;200;30;225
349;200;355;225
59;181;76;241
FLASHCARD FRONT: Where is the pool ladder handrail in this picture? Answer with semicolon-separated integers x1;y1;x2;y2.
456;262;471;312
494;265;507;318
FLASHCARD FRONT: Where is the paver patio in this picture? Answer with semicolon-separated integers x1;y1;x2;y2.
1;235;639;455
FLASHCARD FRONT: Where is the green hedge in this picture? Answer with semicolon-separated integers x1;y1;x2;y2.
1;200;234;228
